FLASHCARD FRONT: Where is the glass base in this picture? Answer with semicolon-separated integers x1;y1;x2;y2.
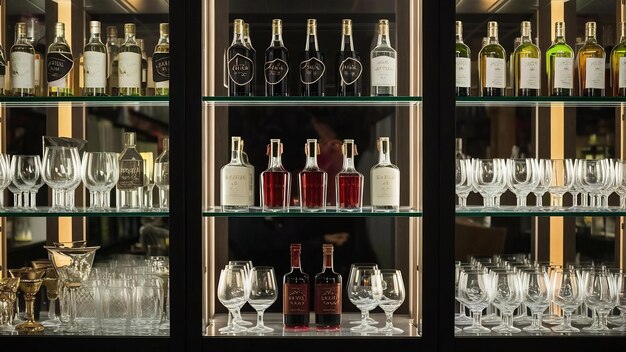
372;205;399;212
492;325;521;334
552;324;580;333
571;314;593;324
42;318;61;327
350;323;378;333
523;325;551;333
248;325;273;333
377;326;403;334
455;314;473;326
582;325;611;333
219;324;248;334
233;318;253;326
350;317;378;325
612;325;626;332
222;205;249;212
542;315;563;325
463;325;491;333
513;315;533;325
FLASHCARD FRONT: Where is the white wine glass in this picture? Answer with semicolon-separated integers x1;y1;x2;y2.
583;270;617;333
348;266;380;332
532;159;551;208
547;159;574;209
376;269;405;334
247;266;277;334
458;270;492;333
614;271;626;331
521;270;551;333
491;271;523;333
217;267;248;334
456;159;472;209
507;159;539;209
550;268;582;332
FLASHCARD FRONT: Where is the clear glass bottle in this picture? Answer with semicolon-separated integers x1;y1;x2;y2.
478;21;506;96
301;19;325;96
137;38;148;96
47;22;73;96
260;139;291;211
10;22;35;97
370;137;400;212
106;26;120;96
370;19;397;96
118;23;142;96
227;19;254;96
83;21;107;96
336;139;363;212
0;43;6;95
513;21;540;96
336;19;362;96
26;19;43;96
611;22;626;97
154;137;170;210
314;244;341;329
577;21;605;96
240;139;255;206
243;22;257;95
117;132;144;210
455;21;471;97
153;23;170;96
221;136;252;212
283;243;310;329
265;19;290;96
299;139;327;212
546;21;574;96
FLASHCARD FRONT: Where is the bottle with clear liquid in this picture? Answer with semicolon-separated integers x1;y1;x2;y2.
106;26;120;96
137;38;148;96
370;137;400;212
221;136;253;212
10;22;35;96
546;21;574;96
153;23;170;96
611;22;626;96
455;21;471;96
154;137;170;210
314;244;342;329
117;132;144;210
301;19;326;96
260;139;291;211
118;24;142;96
336;139;363;212
479;21;506;96
370;19;397;96
0;43;6;95
47;22;74;96
83;21;107;96
227;19;254;96
240;139;255;206
265;19;290;96
299;139;327;212
336;19;362;96
243;22;257;94
513;21;540;96
577;22;605;96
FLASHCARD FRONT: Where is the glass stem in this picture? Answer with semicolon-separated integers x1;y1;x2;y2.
621;196;626;209
532;312;542;328
551;195;563;207
227;310;233;327
159;188;169;209
471;310;483;329
257;309;265;328
30;191;36;209
564;311;572;328
22;192;29;208
599;312;609;329
502;312;513;327
68;287;77;330
89;191;96;208
535;193;542;207
516;195;526;207
459;302;467;318
385;312;394;329
24;294;35;322
48;298;56;320
360;309;368;325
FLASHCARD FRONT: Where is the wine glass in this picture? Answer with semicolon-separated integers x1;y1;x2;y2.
247;266;277;333
614;271;626;331
376;269;405;334
228;261;253;326
583;270;618;333
348;266;381;332
64;147;82;211
41;147;78;212
0;154;11;210
28;156;44;210
550;268;583;332
532;159;551;208
491;271;523;333
347;263;379;326
217;267;248;334
456;158;472;209
616;160;626;208
141;152;155;209
507;159;539;209
547;159;574;208
580;159;605;208
82;152;118;211
473;159;505;209
100;153;119;209
521;269;551;333
11;155;40;210
455;263;474;327
597;159;617;209
457;270;492;333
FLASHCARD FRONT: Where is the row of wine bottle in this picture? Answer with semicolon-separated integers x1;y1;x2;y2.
0;21;169;97
226;18;397;97
455;20;626;97
220;137;400;212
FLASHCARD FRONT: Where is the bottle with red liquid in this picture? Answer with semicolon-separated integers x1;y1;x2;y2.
260;139;291;211
335;139;363;212
299;139;327;212
314;244;342;329
283;243;310;329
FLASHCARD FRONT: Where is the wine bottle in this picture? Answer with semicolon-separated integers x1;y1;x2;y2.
220;136;253;212
106;26;120;96
370;137;400;212
264;19;289;96
83;21;107;96
513;21;540;96
11;22;35;96
0;42;6;95
370;19;397;96
240;139;255;206
243;22;257;95
478;21;506;96
455;21;471;96
260;139;291;211
300;19;325;96
336;139;363;212
546;21;574;96
314;244;341;329
227;19;254;96
47;22;74;96
153;23;170;96
117;132;145;210
611;22;626;96
577;22;605;96
118;23;142;96
137;38;148;96
283;243;310;329
337;19;362;96
299;139;327;212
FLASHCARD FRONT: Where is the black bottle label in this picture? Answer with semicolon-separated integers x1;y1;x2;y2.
339;57;362;85
264;58;289;85
153;52;169;82
46;52;73;83
300;57;325;84
228;53;254;86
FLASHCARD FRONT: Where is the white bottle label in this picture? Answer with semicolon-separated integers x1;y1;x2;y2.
371;167;400;206
10;51;35;89
519;57;540;89
370;56;396;87
619;57;626;88
118;51;141;88
155;81;169;89
84;51;107;88
455;57;471;88
484;57;505;88
585;57;605;89
553;57;573;89
222;167;251;206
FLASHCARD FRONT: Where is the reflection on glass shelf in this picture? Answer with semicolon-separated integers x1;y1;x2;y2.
455;320;626;337
203;206;421;217
205;312;418;337
0;207;168;217
0;96;168;107
456;96;626;107
202;96;422;106
456;206;626;217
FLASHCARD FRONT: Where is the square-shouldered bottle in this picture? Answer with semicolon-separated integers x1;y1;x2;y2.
335;139;363;212
370;137;400;212
117;132;144;210
221;136;253;212
260;139;291;212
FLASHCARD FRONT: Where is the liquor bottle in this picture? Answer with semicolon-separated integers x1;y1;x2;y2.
118;23;142;96
336;139;363;212
83;21;107;96
220;136;253;212
513;21;540;96
603;25;614;94
577;22;605;96
455;21;471;96
47;22;74;96
26;19;44;96
314;244;341;329
243;22;257;94
117;132;144;210
0;43;6;95
241;139;255;206
370;19;397;96
611;22;626;96
265;19;289;96
137;39;148;96
299;139;327;212
153;23;170;96
370;137;400;212
106;26;120;96
227;19;254;96
283;243;310;329
10;22;35;96
260;139;291;211
300;19;325;96
546;21;574;96
478;21;506;96
336;19;362;96
154;137;170;210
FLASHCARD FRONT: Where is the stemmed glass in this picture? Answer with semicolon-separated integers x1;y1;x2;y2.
64;147;82;211
580;159;605;208
0;154;11;210
29;157;44;210
217;267;248;334
348;263;379;326
507;159;539;209
473;159;505;209
455;263;473;328
583;270;617;333
141;152;155;209
569;159;583;208
155;142;170;210
228;261;253;326
41;147;79;212
376;269;405;334
616;160;626;208
101;154;119;209
532;159;551;208
614;271;626;331
597;159;617;209
550;268;582;332
456;159;472;209
457;270;492;333
491;271;523;333
547;159;574;208
11;155;40;211
521;269;551;333
247;266;277;333
82;152;118;211
348;266;381;332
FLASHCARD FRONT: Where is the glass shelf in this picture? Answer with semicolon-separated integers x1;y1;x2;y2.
202;96;422;106
0;96;169;108
0;207;168;217
456;96;626;108
203;206;421;217
456;206;626;217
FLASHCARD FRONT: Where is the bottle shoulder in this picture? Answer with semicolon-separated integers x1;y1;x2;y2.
371;163;400;172
337;169;364;177
11;42;35;54
479;44;506;58
119;148;143;160
455;42;471;57
546;42;574;57
610;42;626;57
120;43;142;54
578;42;605;56
84;42;107;53
514;43;540;57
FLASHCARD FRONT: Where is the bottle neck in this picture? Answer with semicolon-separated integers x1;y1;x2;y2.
377;32;390;47
230;148;242;164
305;153;319;169
554;34;566;44
521;33;532;44
586;30;597;44
342;155;356;171
305;32;319;51
378;147;391;165
322;252;333;270
158;33;169;44
290;251;302;269
341;33;354;51
271;32;284;47
124;33;137;45
107;34;117;44
456;32;463;43
89;31;101;43
232;31;245;46
488;27;499;44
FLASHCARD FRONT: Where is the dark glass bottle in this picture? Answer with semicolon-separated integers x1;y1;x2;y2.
314;244;341;329
336;19;362;96
301;19;325;96
227;19;254;96
265;19;289;96
283;243;310;329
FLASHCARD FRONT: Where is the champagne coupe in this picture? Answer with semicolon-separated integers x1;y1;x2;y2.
247;266;278;333
458;270;492;333
550;268;582;332
348;263;379;325
217;267;248;333
348;266;381;332
521;270;551;333
376;269;406;334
